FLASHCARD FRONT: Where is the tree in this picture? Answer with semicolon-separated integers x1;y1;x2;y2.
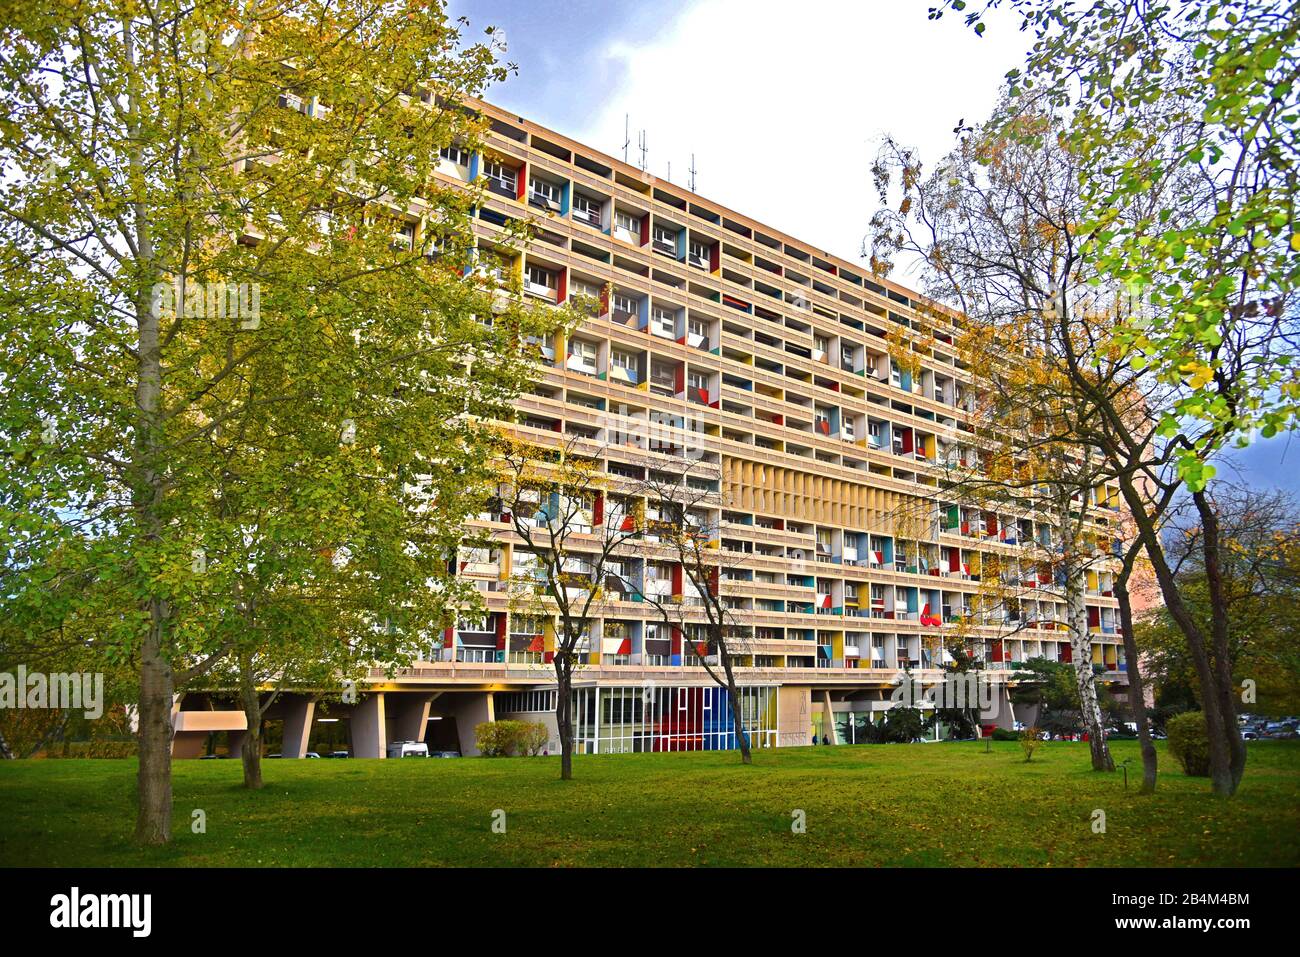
871;109;1128;771
928;0;1299;798
1138;485;1300;716
496;433;645;780
0;1;534;842
636;457;758;765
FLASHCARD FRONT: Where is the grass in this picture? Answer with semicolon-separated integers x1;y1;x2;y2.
2;740;1298;867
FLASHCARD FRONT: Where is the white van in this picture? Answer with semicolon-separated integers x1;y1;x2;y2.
386;741;429;758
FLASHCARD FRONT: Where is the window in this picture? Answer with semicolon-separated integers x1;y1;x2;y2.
814;334;830;355
614;210;641;241
687;370;709;393
525;264;556;292
612;292;638;319
569;278;600;299
651;306;676;337
688;240;710;267
572;193;602;226
567;339;597;373
611;349;636;371
439;145;470;166
841;345;856;371
687;316;709;348
867;421;883;447
529;177;561;206
482;159;516;192
652;224;677;253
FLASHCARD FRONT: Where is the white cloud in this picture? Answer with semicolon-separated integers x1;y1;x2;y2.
569;0;1028;283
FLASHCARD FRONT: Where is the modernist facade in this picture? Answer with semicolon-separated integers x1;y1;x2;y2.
175;99;1129;759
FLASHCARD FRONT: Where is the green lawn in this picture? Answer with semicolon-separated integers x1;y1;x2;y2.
2;740;1297;867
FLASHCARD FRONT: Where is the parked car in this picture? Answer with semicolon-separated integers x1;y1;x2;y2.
1242;730;1259;740
430;751;461;758
324;751;351;759
303;752;321;758
386;741;429;758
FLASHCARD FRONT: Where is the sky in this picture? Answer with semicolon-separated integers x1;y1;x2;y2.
447;0;1298;497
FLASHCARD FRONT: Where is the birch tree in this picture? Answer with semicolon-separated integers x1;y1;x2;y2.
928;0;1299;797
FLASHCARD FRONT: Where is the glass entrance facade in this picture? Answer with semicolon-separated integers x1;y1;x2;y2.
569;684;778;754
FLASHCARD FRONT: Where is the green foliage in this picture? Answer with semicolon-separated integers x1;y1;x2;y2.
474;720;548;757
879;706;928;744
1166;711;1212;777
0;2;556;759
932;0;1300;488
518;721;550;757
1137;487;1300;715
991;727;1020;741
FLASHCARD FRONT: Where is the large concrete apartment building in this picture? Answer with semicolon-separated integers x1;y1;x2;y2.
174;99;1130;760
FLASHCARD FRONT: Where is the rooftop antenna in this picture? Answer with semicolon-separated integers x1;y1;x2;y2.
638;129;648;172
689;153;698;192
667;160;672;182
622;114;630;164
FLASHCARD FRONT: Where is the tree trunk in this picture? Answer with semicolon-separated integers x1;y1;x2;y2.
21;709;71;759
238;662;263;790
719;649;752;765
554;655;573;781
1193;490;1246;794
135;617;174;846
1115;576;1157;793
126;16;175;845
1116;476;1234;795
1067;561;1114;771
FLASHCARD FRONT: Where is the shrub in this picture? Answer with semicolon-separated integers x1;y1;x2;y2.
1019;727;1042;762
991;727;1019;741
38;740;137;759
475;720;549;756
519;722;549;756
474;720;516;757
1167;711;1211;776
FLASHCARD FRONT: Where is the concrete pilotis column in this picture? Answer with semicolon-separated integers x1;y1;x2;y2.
388;693;434;746
998;684;1015;730
351;693;386;758
979;682;1016;731
446;692;494;756
820;690;840;744
281;697;316;758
